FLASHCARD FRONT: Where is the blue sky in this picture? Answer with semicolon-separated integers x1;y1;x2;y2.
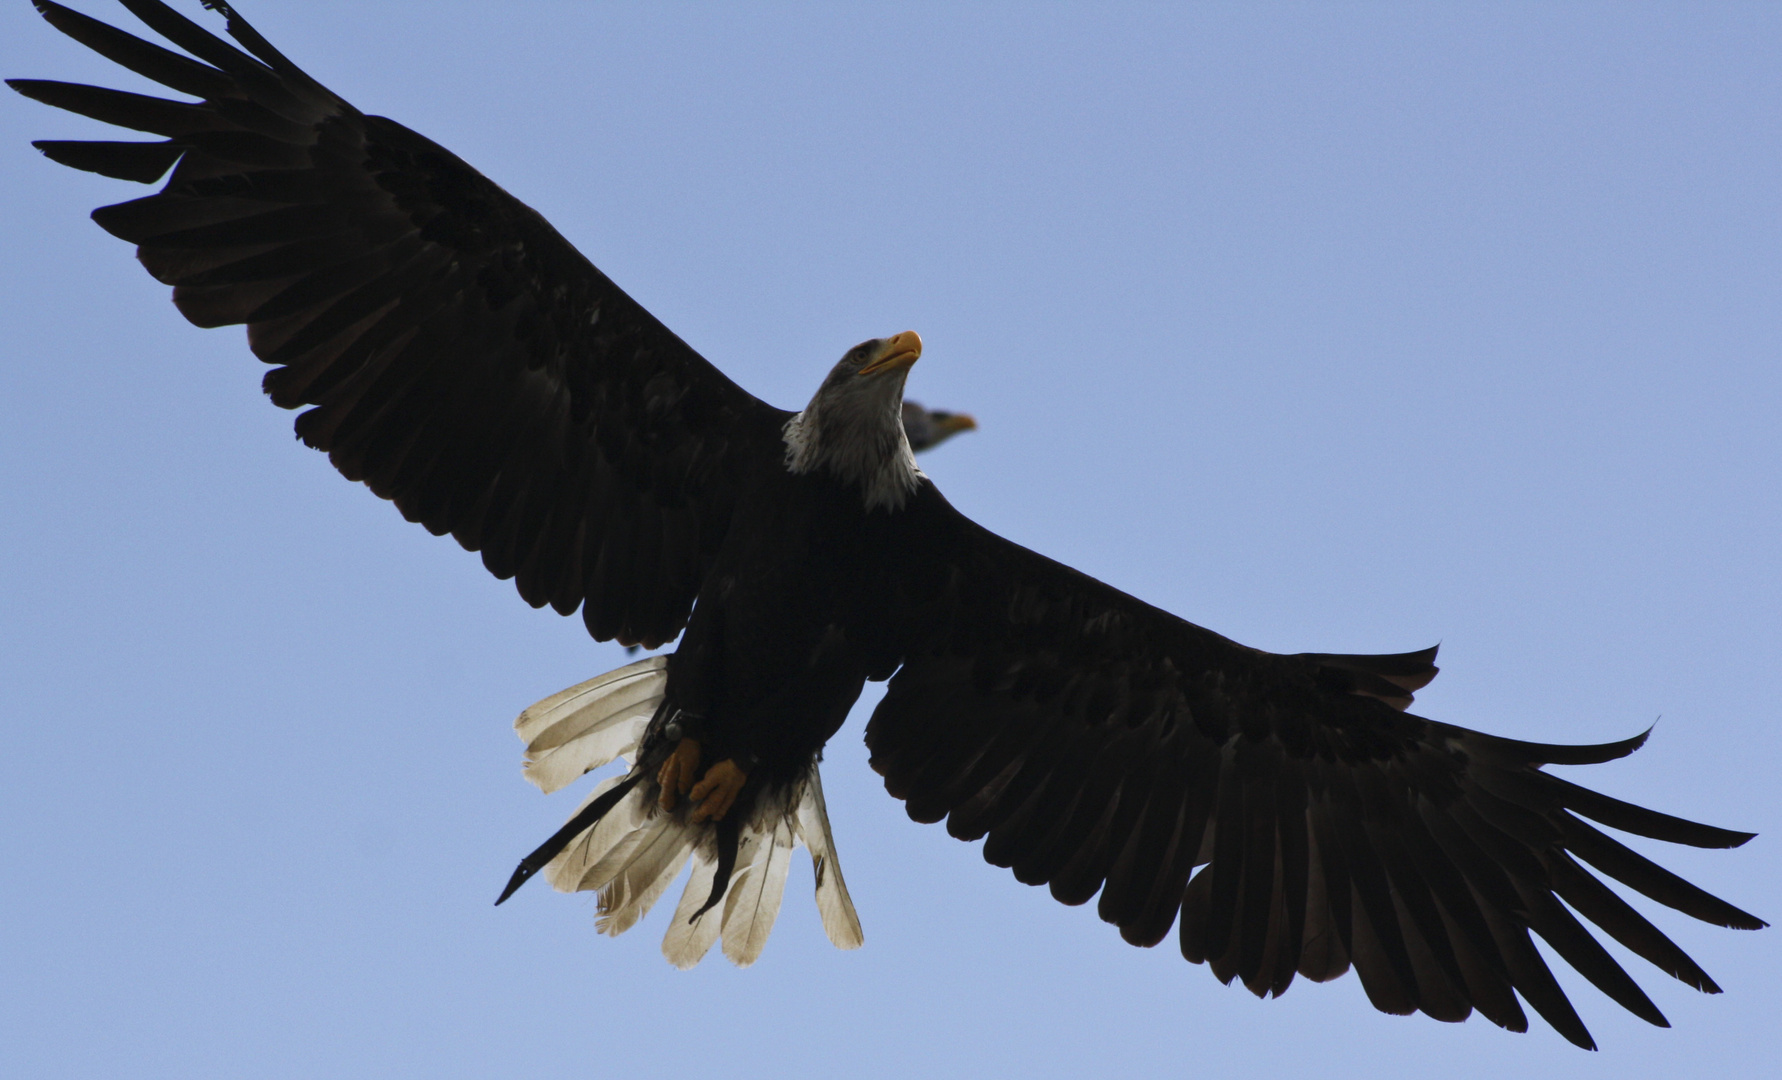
2;2;1777;1077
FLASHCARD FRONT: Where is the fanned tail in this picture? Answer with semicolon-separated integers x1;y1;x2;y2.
502;661;863;967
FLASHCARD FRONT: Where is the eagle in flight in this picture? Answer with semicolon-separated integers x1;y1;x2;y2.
11;0;1762;1050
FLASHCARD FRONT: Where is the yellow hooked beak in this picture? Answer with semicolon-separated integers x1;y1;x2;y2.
858;330;923;376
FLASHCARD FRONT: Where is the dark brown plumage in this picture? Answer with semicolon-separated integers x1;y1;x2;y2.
12;0;1762;1049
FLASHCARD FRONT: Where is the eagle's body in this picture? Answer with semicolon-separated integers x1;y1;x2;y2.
658;348;927;783
12;0;1763;1049
674;456;909;783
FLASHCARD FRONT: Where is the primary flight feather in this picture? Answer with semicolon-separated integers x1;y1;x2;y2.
11;0;1762;1050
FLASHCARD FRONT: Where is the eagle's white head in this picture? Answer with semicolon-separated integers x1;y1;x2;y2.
783;331;926;511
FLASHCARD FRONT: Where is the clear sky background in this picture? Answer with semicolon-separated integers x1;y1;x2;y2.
2;2;1778;1077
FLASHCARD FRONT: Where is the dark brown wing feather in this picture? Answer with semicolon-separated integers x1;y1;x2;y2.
869;488;1762;1049
11;0;789;648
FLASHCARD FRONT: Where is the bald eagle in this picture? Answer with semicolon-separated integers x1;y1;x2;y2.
901;401;977;453
12;0;1762;1050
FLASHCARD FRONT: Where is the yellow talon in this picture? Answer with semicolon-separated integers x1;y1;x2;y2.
657;737;701;811
689;759;748;823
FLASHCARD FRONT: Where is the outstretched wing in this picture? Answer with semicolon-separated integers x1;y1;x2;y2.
868;485;1762;1049
10;0;790;648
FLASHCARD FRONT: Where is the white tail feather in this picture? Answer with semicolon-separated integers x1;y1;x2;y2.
521;661;864;967
542;774;638;890
516;656;667;793
662;851;723;969
793;768;865;949
720;811;798;967
594;819;695;937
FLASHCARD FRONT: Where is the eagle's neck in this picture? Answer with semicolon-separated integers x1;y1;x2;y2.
783;394;923;512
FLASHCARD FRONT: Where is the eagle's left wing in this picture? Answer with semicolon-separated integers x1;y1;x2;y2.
868;483;1762;1048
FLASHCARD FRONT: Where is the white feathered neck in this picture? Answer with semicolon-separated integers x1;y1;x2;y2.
783;374;924;512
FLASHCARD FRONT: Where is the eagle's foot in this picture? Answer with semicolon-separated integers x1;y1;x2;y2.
689;759;748;823
657;737;701;811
